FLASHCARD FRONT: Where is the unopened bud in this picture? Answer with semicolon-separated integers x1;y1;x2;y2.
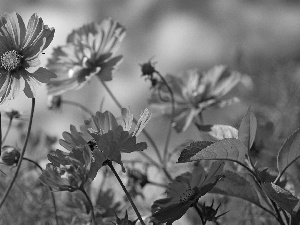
47;95;62;110
1;146;20;166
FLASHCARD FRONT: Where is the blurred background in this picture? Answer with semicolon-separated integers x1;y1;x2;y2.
1;0;300;224
1;0;300;147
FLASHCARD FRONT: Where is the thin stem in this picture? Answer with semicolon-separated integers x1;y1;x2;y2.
62;100;93;115
155;71;175;167
2;118;12;146
274;156;300;184
193;203;205;225
23;157;58;225
148;180;167;188
80;188;96;225
100;80;173;180
0;98;35;209
270;200;285;225
107;161;146;225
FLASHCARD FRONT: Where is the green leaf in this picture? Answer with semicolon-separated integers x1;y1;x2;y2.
178;138;247;164
277;127;300;174
195;124;238;141
211;170;262;208
238;107;257;150
262;182;299;214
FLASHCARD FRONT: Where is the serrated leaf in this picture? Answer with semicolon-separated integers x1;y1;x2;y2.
277;127;300;174
178;138;247;164
177;141;214;163
211;170;261;208
238;107;257;150
262;182;299;214
195;124;238;141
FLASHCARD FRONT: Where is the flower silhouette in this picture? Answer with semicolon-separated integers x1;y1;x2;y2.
47;18;126;96
149;65;242;132
59;108;151;171
40;145;104;192
0;12;56;103
151;162;224;224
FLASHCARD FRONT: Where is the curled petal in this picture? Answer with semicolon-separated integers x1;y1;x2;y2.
133;108;151;136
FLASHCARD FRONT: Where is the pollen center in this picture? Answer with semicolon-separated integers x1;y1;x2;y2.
180;188;195;203
1;50;22;71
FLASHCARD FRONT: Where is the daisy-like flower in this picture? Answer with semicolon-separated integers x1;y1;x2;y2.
0;12;56;103
47;18;126;96
40;145;104;192
151;162;224;224
59;108;151;171
149;65;243;132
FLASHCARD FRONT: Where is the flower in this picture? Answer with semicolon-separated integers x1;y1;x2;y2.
47;95;62;110
151;162;224;224
0;12;56;103
40;145;105;192
59;108;151;171
1;146;20;166
149;65;242;132
47;18;126;96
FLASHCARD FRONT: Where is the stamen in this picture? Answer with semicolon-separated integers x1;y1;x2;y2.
1;50;22;71
180;188;196;203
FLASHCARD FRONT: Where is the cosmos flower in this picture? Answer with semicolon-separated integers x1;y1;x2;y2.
40;145;104;192
149;65;243;132
0;12;56;103
47;18;126;96
59;108;151;171
151;162;224;224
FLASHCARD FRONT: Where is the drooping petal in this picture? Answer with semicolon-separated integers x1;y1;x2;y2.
132;108;151;136
95;55;123;81
22;70;40;98
31;67;56;83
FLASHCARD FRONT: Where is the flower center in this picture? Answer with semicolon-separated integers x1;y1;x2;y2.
1;50;22;71
180;188;196;203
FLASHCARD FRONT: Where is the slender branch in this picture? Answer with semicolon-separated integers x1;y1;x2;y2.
0;98;35;209
106;161;146;225
274;156;300;184
148;180;167;188
193;203;205;225
270;200;285;225
80;188;96;225
0;112;2;150
155;71;175;167
62;100;93;115
2;118;12;146
23;157;58;225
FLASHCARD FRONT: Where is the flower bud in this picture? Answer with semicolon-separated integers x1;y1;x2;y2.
1;146;20;166
47;95;62;110
4;109;21;119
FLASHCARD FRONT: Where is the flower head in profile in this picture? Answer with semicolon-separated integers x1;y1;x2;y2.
0;12;56;103
59;108;151;171
40;145;104;192
149;65;243;132
151;162;224;224
47;18;126;96
1;146;20;166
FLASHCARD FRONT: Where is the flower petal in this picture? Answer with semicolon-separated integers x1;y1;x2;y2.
32;67;57;83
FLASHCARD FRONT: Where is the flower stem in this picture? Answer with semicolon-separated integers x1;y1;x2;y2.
193;203;206;225
2;118;12;146
62;100;93;115
106;161;146;225
80;188;96;225
23;157;58;225
0;98;35;209
0;112;2;149
155;71;175;167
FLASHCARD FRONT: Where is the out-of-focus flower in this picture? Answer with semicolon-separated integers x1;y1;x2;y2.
4;109;22;119
59;108;151;171
47;95;62;110
113;211;137;225
1;146;20;166
0;12;56;103
149;65;243;132
40;145;104;192
126;168;149;199
47;18;126;96
151;162;224;224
